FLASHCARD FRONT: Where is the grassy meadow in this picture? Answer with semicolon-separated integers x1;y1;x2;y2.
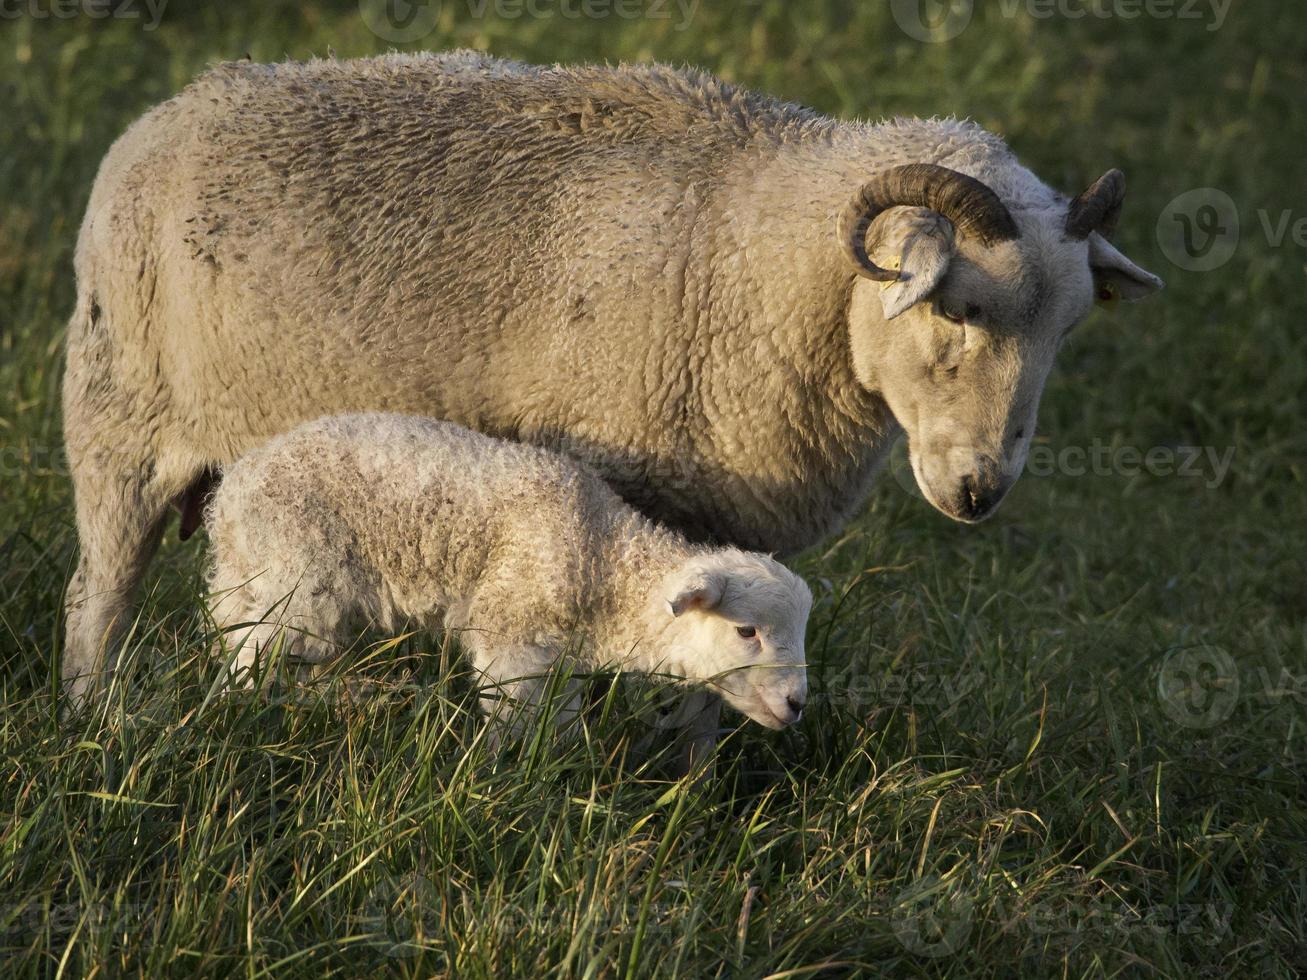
1;0;1304;975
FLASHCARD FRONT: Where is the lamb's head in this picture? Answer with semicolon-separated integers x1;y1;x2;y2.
840;164;1164;522
657;549;811;731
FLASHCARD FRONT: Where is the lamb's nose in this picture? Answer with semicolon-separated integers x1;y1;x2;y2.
786;696;804;719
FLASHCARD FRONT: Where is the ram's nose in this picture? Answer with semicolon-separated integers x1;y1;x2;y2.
956;474;1004;522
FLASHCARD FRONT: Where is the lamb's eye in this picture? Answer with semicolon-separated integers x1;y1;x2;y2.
736;626;757;639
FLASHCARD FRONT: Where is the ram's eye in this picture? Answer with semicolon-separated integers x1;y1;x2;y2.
941;302;981;325
735;626;757;639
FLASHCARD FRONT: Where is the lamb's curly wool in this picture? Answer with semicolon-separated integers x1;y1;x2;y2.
205;414;812;733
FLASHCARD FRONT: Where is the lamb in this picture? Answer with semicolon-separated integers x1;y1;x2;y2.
203;413;812;736
64;51;1164;705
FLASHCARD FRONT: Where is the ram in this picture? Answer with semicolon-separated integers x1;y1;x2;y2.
62;51;1163;702
204;413;811;737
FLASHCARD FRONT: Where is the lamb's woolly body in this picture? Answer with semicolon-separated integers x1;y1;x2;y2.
205;414;811;729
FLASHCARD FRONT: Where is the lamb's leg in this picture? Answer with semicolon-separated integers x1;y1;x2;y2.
461;634;579;748
208;577;340;691
213;618;297;690
669;691;721;782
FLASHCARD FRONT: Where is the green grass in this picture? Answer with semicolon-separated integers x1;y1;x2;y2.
2;1;1305;976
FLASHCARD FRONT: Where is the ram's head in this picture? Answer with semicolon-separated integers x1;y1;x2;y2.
840;164;1163;522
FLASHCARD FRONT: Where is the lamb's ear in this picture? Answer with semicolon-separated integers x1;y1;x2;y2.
667;568;725;617
874;208;957;321
1088;232;1164;302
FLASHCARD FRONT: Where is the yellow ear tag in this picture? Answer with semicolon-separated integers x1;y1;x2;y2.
881;256;902;290
1096;281;1120;310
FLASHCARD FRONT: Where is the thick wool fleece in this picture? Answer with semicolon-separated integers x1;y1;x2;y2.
65;51;1036;557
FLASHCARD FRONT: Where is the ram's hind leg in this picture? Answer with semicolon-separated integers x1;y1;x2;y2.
62;447;179;708
60;278;202;708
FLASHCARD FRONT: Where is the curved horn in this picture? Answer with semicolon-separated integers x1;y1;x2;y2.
838;163;1020;281
1066;168;1125;240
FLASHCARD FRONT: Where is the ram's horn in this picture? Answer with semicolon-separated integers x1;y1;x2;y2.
1065;168;1126;241
838;163;1020;281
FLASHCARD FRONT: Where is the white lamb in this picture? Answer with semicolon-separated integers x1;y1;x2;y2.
204;413;812;736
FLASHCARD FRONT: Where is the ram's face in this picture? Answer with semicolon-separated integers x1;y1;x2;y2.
848;217;1083;521
839;168;1163;522
663;553;811;730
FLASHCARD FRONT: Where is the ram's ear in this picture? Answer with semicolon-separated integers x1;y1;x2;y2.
1089;232;1164;303
667;566;725;617
870;207;958;320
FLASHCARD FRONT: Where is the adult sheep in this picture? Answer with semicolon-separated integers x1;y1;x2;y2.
63;50;1163;704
